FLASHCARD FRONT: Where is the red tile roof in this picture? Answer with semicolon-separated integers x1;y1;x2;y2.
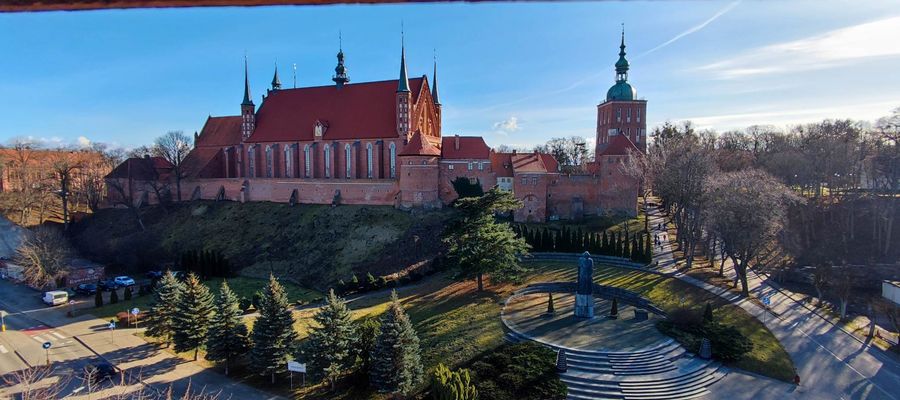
399;131;441;156
440;136;491;159
196;116;242;147
248;77;425;143
511;153;549;173
105;157;173;181
490;152;515;177
602;134;640;156
539;153;559;173
181;147;222;178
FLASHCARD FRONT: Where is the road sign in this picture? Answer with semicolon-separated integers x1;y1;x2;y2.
762;296;771;306
287;361;306;373
42;341;52;349
131;308;140;315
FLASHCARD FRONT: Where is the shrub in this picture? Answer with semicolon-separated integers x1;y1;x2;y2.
703;302;714;323
124;286;133;301
668;307;704;330
95;289;103;308
110;288;119;304
700;323;753;361
469;342;566;400
431;363;477;400
366;272;378;290
378;276;390;288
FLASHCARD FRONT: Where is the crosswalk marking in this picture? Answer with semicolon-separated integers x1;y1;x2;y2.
0;345;8;354
32;335;46;343
51;332;65;339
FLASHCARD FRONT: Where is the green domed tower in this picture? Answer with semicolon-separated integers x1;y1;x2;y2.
595;27;647;156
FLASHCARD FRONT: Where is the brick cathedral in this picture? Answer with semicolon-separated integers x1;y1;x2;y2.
107;32;645;222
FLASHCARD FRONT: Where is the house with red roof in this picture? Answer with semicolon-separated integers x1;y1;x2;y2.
107;37;642;221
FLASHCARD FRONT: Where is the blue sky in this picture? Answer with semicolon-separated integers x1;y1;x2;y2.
1;1;899;150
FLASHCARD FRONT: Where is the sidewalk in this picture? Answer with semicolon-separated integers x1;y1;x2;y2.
645;205;900;400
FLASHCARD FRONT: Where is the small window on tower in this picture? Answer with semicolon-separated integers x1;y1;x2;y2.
448;164;454;170
627;109;632;123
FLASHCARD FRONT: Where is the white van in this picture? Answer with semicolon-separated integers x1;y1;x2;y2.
42;290;68;306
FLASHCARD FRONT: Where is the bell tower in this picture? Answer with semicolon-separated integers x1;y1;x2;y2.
396;35;412;141
596;26;647;156
240;56;255;142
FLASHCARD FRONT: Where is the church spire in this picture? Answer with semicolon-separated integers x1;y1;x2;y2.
242;56;254;106
615;24;630;82
271;63;282;91
332;31;350;87
432;52;440;105
397;29;410;93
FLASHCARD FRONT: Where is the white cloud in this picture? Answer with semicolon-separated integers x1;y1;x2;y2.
638;0;741;58
492;116;520;134
77;136;91;148
677;99;898;131
700;15;900;79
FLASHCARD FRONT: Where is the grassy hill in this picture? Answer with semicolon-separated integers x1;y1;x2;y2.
69;201;453;290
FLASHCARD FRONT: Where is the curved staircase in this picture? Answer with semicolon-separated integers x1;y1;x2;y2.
505;327;727;400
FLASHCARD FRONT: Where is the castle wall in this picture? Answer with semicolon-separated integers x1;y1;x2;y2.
437;160;496;204
398;155;441;209
179;178;399;206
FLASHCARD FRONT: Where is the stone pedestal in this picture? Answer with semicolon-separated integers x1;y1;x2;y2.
574;294;594;318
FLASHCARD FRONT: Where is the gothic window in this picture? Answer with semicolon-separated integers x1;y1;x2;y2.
265;145;273;178
616;109;621;122
345;144;352;178
531;177;538;185
478;162;484;171
304;145;311;178
389;142;397;178
366;143;374;178
248;146;256;177
284;145;292;178
627;109;632;123
324;145;332;178
637;108;642;122
467;162;473;171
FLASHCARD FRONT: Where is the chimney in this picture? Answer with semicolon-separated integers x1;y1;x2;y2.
454;135;460;150
512;149;517;155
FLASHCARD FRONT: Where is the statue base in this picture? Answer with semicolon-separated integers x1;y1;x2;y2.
574;294;594;318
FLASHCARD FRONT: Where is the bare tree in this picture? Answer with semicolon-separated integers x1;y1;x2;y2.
832;268;854;320
622;147;655;232
2;365;72;400
704;169;799;296
14;226;72;289
812;264;831;306
152;131;192;202
107;178;146;231
48;150;83;231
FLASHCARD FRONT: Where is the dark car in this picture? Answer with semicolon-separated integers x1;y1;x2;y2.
74;283;97;295
98;280;118;292
85;362;118;384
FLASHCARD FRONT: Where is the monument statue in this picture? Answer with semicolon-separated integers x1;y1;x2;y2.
574;251;594;318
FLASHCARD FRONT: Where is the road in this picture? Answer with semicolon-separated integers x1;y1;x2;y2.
0;278;284;399
646;203;900;400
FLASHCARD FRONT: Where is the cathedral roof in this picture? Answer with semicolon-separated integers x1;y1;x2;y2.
105;156;172;181
195;116;242;147
440;136;491;159
248;77;426;143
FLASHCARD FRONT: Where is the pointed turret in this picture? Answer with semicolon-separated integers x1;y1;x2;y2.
271;64;282;91
242;57;254;106
615;26;630;82
432;56;440;105
332;33;350;88
397;41;410;93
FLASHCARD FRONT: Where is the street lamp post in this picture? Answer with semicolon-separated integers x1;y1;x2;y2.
1;310;6;332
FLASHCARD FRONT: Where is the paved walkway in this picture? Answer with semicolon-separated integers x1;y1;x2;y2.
645;205;900;400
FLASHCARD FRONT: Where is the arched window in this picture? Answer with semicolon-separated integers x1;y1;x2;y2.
283;145;292;178
345;144;352;178
248;146;256;177
304;145;311;178
366;143;374;178
324;145;331;178
389;142;397;178
265;145;273;178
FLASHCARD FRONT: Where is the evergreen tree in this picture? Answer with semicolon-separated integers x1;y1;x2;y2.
370;290;424;394
251;274;297;383
205;281;251;375
630;238;639;261
110;287;119;304
542;228;552;252
353;317;381;382
610;297;619;319
172;272;214;361
307;289;355;390
644;234;653;263
350;274;360;291
366;272;377;290
124;285;132;301
94;287;103;308
145;271;183;347
547;292;555;314
431;363;477;400
575;228;584;251
601;231;610;255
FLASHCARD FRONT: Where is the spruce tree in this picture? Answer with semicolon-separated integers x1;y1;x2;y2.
644;234;653;263
172;272;214;361
630;238;639;261
109;287;119;304
431;363;477;400
353;317;381;381
542;228;552;252
307;289;355;390
205;281;251;375
145;271;184;347
94;288;103;308
124;286;132;301
622;233;630;259
703;302;714;324
601;231;609;255
370;290;424;394
251;274;297;384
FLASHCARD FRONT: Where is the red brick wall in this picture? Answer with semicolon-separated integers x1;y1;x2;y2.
437;160;496;204
398;155;441;208
596;100;648;155
179;178;399;206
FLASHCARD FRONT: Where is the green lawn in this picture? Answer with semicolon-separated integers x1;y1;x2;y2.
82;276;321;322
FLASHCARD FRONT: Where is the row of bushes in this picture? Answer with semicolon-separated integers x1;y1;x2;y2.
514;225;653;263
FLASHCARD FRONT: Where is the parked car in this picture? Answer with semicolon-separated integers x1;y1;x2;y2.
98;280;118;291
113;276;135;287
146;271;163;280
85;362;118;384
42;290;68;306
75;283;97;295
